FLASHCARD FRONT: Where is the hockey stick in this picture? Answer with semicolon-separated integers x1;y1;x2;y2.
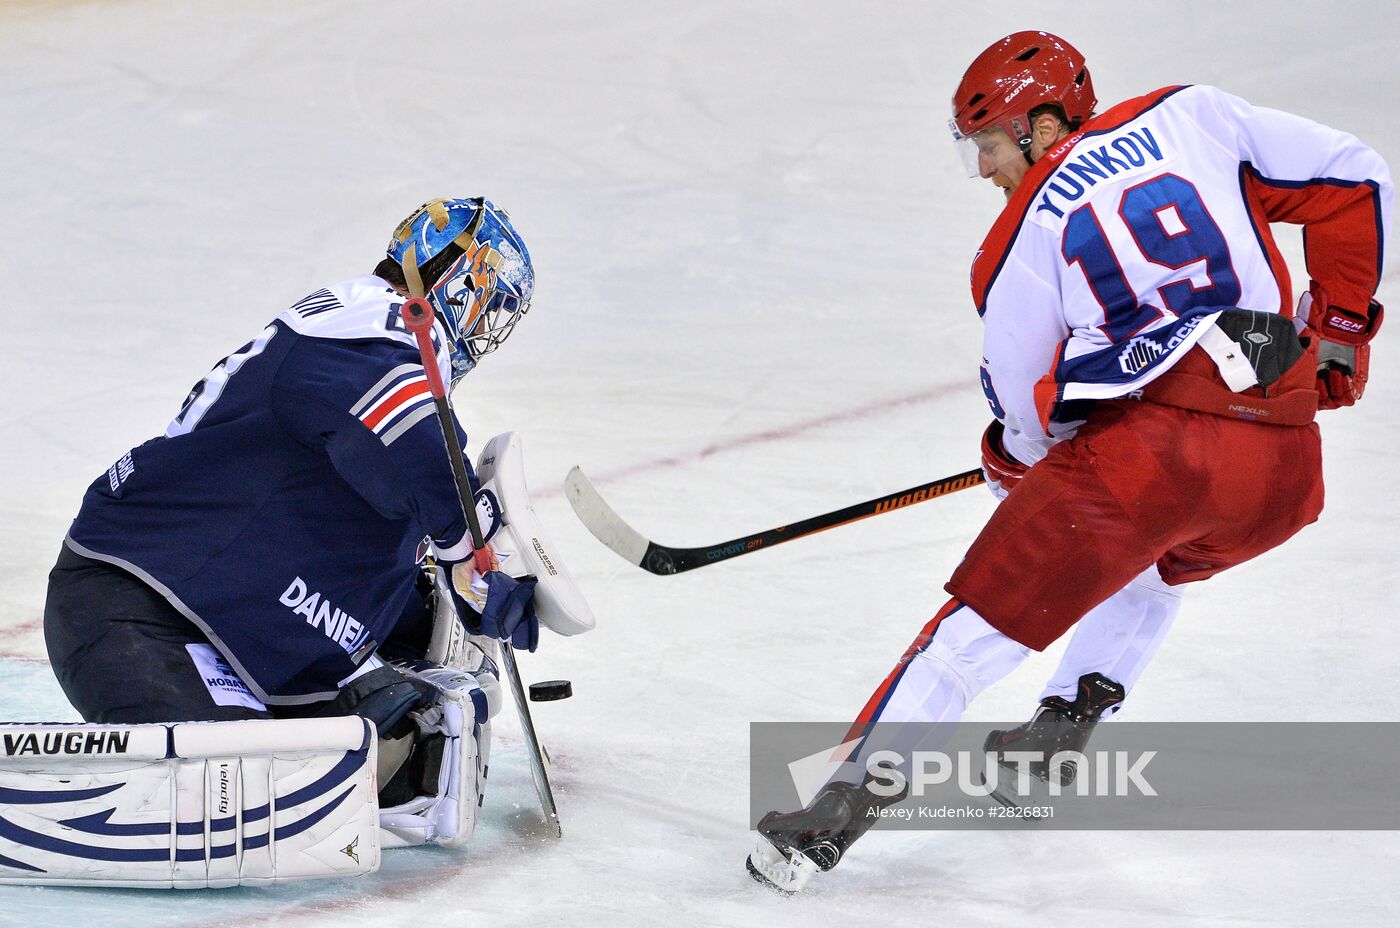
400;298;563;839
565;466;986;575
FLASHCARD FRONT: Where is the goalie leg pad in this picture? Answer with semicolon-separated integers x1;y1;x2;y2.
0;717;379;888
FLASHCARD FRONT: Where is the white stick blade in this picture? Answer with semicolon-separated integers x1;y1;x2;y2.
563;467;649;566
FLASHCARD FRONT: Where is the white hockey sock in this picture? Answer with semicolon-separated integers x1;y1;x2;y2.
1039;567;1183;709
835;604;1029;784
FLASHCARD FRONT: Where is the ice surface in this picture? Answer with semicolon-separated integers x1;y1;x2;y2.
0;1;1396;925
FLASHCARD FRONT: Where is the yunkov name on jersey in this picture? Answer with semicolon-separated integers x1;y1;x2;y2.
973;84;1393;465
66;276;477;704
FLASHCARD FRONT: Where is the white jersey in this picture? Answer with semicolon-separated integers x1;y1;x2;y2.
972;84;1393;464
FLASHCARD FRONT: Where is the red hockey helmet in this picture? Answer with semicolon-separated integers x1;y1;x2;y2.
950;31;1095;172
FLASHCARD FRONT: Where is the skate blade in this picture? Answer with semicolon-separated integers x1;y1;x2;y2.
746;836;819;894
987;783;1031;813
981;770;1053;820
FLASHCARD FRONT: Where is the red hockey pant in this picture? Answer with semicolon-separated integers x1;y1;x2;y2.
946;401;1323;651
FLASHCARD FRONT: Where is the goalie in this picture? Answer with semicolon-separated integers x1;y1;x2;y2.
13;198;593;887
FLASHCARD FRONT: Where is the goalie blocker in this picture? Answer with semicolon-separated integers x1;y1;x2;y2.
424;431;596;667
470;431;596;636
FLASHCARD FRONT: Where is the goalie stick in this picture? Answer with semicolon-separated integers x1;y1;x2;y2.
400;297;563;839
565;466;986;574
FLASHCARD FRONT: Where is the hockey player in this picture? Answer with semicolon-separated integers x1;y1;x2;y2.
41;197;537;830
748;32;1392;892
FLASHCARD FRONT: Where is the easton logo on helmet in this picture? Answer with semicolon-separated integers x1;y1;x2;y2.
952;31;1097;141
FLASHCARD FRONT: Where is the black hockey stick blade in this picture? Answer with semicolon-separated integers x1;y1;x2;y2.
564;466;986;575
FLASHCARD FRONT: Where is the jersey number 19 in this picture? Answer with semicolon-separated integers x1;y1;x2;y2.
1061;173;1241;343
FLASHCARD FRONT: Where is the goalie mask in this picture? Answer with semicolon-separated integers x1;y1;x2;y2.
387;197;534;380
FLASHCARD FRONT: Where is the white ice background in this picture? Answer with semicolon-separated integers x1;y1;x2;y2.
0;1;1397;926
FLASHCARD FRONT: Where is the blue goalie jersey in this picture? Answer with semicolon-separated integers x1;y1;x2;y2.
66;276;475;705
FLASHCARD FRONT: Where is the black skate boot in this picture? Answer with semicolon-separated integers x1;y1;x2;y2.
746;777;908;894
982;671;1125;807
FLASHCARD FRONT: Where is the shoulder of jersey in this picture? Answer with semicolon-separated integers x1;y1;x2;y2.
970;84;1194;314
274;274;451;384
271;276;451;444
277;275;415;344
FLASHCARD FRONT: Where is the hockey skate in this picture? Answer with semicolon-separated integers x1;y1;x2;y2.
982;671;1125;810
747;778;907;894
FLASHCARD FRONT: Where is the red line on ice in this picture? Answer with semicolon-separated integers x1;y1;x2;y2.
0;384;959;661
537;382;961;497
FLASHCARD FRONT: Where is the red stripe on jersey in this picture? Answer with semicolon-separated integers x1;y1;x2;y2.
1033;342;1068;433
841;598;964;745
1243;168;1385;313
971;85;1189;314
361;379;430;430
1239;166;1294;315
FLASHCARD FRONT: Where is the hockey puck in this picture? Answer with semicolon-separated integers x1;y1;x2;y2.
528;680;573;702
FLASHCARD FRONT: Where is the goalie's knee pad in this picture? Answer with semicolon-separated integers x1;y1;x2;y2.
377;658;502;849
0;717;379;887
